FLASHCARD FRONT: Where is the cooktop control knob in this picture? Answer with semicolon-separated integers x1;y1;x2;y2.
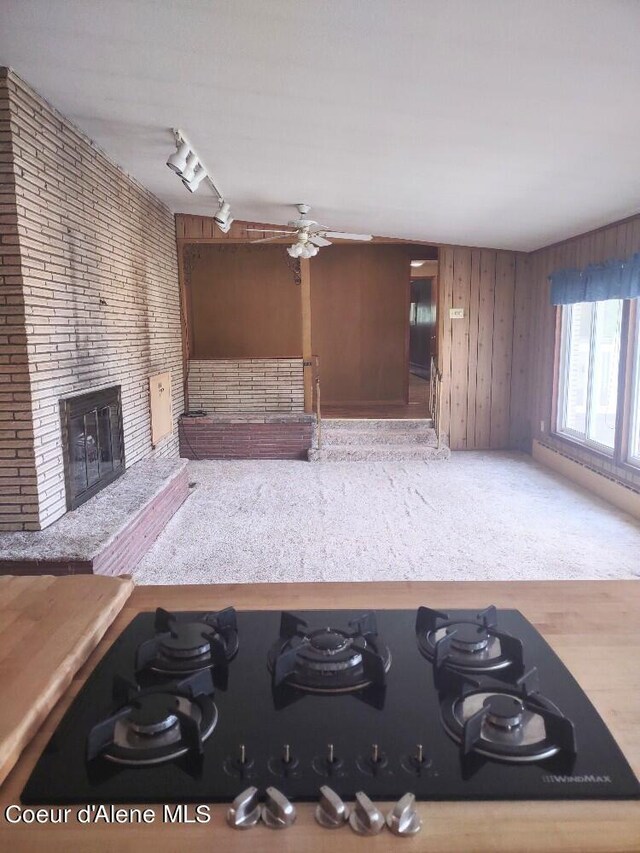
268;743;300;776
226;786;261;830
348;791;385;836
312;742;344;776
403;742;432;775
315;785;349;828
386;792;422;836
357;742;388;775
261;786;297;829
224;742;256;778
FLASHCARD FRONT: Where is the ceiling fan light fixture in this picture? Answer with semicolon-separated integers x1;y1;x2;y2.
287;244;303;258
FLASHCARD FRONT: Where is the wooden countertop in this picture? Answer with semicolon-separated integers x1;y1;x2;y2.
1;580;639;852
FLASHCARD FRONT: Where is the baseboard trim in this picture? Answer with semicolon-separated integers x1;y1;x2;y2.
532;440;640;522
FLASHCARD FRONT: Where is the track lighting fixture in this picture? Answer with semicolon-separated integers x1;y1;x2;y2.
166;141;190;174
182;164;208;193
166;131;229;225
214;201;231;226
181;152;199;183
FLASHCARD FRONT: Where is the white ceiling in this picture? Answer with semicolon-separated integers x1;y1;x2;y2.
1;0;639;251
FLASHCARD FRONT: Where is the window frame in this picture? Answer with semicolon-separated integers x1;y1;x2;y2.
553;297;640;471
624;300;640;468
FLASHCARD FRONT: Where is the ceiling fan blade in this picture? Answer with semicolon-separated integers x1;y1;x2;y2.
245;228;296;234
309;235;331;247
323;232;373;241
250;236;294;244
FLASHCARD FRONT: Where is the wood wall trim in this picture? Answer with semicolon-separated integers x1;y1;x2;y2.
175;215;441;247
300;258;313;413
176;235;190;410
532;211;640;256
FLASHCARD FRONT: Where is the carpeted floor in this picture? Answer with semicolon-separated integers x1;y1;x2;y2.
132;452;640;585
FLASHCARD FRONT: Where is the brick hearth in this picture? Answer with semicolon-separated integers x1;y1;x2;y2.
0;460;189;576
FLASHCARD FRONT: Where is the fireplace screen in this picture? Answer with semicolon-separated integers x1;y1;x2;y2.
60;387;124;509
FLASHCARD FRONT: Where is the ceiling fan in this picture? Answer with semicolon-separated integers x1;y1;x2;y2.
246;204;373;258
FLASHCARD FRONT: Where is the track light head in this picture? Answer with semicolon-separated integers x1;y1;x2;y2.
166;141;190;175
217;216;234;234
214;200;231;226
181;152;199;183
182;165;208;193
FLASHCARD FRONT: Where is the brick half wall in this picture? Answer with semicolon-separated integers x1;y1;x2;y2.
179;416;314;460
187;359;304;414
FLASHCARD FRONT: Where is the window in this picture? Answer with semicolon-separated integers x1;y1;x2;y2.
557;299;623;451
630;308;640;465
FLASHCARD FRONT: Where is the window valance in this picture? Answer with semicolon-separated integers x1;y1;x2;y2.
549;251;640;305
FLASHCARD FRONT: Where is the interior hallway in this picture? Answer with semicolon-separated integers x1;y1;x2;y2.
133;452;640;585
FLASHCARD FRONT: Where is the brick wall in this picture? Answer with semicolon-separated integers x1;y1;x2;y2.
0;73;40;530
0;69;184;530
187;359;304;413
179;416;314;460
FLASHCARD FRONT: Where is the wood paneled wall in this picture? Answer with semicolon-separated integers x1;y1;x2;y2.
527;214;640;485
310;245;411;405
185;244;302;358
438;247;531;450
176;215;532;449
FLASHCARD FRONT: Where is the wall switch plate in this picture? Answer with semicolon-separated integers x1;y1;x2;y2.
449;308;465;319
540;420;545;433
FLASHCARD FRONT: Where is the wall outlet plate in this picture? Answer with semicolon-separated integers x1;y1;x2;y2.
449;307;465;319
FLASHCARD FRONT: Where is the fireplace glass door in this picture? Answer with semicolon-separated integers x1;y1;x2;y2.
60;387;124;509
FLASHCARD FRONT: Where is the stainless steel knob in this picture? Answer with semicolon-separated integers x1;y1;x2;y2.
226;786;261;829
348;791;385;836
386;792;422;836
315;785;349;828
261;786;297;829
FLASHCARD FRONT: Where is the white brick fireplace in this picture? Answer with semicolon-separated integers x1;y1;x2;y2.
0;69;184;530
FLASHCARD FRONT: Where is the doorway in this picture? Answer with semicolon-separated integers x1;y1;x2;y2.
408;259;438;416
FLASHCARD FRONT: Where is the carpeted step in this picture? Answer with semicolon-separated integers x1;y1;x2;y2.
320;429;439;447
309;417;449;461
308;444;451;462
320;418;434;431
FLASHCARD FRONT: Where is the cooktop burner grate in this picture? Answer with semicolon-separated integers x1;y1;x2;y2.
439;667;577;764
135;606;238;676
86;669;218;767
267;611;391;694
415;605;525;675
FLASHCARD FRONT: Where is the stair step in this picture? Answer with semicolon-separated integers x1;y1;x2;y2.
308;445;451;462
320;418;433;431
320;430;438;447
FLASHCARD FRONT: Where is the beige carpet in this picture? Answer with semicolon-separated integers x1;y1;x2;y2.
133;452;640;585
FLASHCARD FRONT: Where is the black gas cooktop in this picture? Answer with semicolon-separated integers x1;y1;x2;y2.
21;607;640;804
